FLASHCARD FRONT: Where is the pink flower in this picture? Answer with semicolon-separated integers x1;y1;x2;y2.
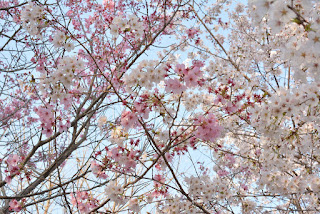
61;95;72;109
175;64;186;75
186;28;198;39
214;94;226;105
70;191;98;214
5;176;12;184
121;111;138;130
108;147;119;156
6;154;21;169
194;113;223;142
192;60;204;68
91;161;108;179
184;73;198;87
9;199;22;212
5;154;22;182
165;153;173;162
164;78;186;94
134;102;150;119
124;159;137;172
217;169;229;177
78;203;90;214
191;66;203;77
42;128;53;137
241;183;249;191
91;161;100;175
58;122;68;132
77;191;89;201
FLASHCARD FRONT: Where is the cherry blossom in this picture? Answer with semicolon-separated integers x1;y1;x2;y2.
9;200;22;212
1;0;320;213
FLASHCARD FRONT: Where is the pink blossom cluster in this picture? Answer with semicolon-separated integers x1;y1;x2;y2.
70;191;98;214
184;66;203;87
34;105;55;137
194;113;223;142
164;78;186;94
153;152;174;171
151;174;169;197
91;145;140;179
213;81;254;117
134;101;150;119
121;111;138;130
90;161;108;179
186;28;199;39
9;199;22;212
5;154;22;184
163;63;204;94
106;146;139;173
5;154;23;183
0;99;27;126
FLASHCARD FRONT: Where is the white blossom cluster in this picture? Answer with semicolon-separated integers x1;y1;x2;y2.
39;56;84;101
104;181;124;205
241;200;257;214
157;173;237;213
110;15;144;38
128;198;140;213
185;175;231;202
52;31;75;52
158;175;235;213
284;27;320;83
249;1;320;84
158;197;197;214
123;60;166;91
21;2;46;36
249;0;296;32
249;83;320;137
257;164;320;204
183;92;212;111
258;168;305;195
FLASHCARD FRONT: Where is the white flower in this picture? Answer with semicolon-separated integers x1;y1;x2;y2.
128;198;140;213
268;18;285;34
21;3;45;36
112;17;122;26
53;31;66;48
110;26;119;37
270;1;295;23
105;181;124;204
98;116;108;128
306;94;319;107
242;200;256;213
307;30;320;51
119;19;130;31
64;42;75;52
248;0;272;23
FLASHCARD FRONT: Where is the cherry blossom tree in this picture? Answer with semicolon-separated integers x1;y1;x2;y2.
0;0;320;213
